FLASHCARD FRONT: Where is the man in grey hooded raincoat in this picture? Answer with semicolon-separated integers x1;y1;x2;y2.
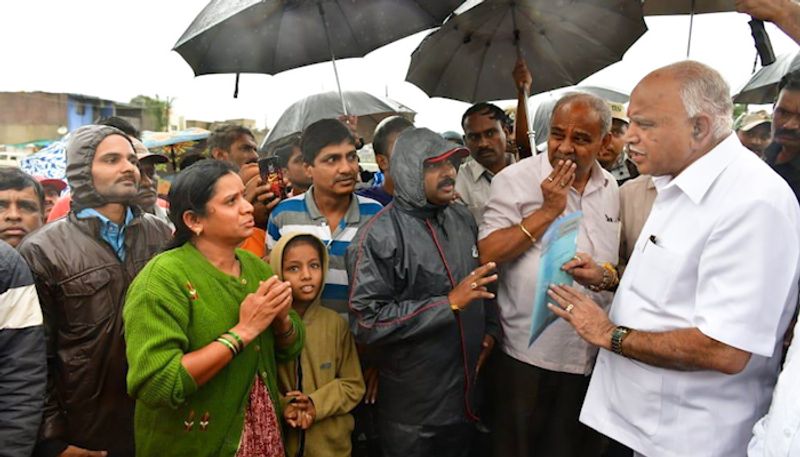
346;127;500;457
19;125;171;457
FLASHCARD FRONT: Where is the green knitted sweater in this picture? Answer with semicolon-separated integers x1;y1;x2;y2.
123;243;305;457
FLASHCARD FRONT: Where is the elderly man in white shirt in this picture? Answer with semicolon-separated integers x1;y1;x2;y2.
479;92;620;457
547;61;800;457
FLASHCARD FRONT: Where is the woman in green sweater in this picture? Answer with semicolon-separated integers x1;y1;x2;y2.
123;160;305;457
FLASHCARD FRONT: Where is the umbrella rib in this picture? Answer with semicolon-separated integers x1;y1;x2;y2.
517;6;579;87
427;30;473;99
332;0;365;53
468;7;508;101
270;4;285;73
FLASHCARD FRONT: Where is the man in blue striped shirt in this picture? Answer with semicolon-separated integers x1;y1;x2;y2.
267;118;382;315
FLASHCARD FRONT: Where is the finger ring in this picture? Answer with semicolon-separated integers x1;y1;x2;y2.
470;282;478;289
565;303;574;313
573;255;581;262
547;176;554;182
560;181;568;187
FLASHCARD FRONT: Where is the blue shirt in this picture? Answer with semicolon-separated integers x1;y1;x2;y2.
75;207;134;261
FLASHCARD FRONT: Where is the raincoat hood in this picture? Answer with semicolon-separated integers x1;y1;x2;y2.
390;127;468;212
269;232;329;308
66;124;135;212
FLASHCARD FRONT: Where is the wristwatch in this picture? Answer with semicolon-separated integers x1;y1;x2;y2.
611;326;631;356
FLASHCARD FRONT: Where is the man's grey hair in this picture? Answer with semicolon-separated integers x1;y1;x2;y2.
550;92;612;136
664;61;733;139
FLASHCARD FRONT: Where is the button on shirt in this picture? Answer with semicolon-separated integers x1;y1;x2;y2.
581;135;800;457
479;153;620;374
75;207;134;261
749;317;800;456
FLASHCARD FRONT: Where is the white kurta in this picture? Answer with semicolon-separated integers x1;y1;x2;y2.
580;135;800;457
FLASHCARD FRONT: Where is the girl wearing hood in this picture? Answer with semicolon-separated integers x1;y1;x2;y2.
272;232;365;457
123;160;305;457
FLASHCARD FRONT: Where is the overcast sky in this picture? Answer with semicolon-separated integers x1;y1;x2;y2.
0;1;797;134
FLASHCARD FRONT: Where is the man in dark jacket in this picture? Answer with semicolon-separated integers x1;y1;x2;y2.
0;239;46;457
18;125;171;457
346;128;500;457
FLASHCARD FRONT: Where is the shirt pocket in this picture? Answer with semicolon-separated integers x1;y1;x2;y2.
629;241;682;306
602;355;663;436
59;269;114;326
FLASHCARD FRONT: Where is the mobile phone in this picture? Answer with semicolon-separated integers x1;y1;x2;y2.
258;156;287;199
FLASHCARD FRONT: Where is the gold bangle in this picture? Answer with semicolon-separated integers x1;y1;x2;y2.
518;223;536;245
602;262;620;288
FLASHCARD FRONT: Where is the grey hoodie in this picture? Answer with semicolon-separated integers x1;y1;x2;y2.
66;124;135;212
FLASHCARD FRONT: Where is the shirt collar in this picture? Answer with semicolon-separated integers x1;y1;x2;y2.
654;134;740;205
304;186;362;225
75;207;134;227
463;154;516;183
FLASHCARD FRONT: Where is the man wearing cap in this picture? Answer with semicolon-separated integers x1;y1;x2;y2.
597;101;639;186
0;168;45;248
35;178;66;221
347;128;500;457
18;125;171;457
479;92;619;457
131;139;172;229
735;110;772;157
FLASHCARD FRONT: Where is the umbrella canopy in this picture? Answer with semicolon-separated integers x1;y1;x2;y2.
642;0;735;15
19;138;67;181
734;51;800;104
405;0;647;103
261;91;415;152
174;0;463;76
641;0;736;57
142;128;210;149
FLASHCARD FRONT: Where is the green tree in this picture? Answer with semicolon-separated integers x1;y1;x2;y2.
733;103;748;122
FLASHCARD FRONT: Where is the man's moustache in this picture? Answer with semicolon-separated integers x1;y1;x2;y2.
116;173;137;183
776;129;800;140
437;178;456;189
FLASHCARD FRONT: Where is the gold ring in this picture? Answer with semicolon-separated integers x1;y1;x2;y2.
573;255;581;262
547;176;554;182
565;303;574;313
560;181;568;187
470;282;478;289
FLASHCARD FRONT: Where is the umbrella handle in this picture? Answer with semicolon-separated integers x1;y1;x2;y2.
318;3;348;116
511;5;535;147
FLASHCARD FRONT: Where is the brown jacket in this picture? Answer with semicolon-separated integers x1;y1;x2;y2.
19;209;170;457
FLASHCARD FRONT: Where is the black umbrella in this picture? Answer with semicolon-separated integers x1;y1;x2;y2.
406;0;646;145
174;0;463;113
734;51;800;104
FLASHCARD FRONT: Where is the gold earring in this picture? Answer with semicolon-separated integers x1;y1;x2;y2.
193;227;202;236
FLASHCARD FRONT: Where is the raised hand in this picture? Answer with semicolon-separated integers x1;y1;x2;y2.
541;159;576;218
447;262;497;311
